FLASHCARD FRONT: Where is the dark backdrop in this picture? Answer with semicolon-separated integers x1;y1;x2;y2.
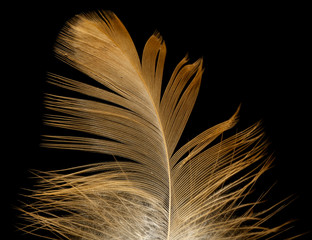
6;2;311;239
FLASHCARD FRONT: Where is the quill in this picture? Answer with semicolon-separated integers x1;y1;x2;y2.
20;11;293;239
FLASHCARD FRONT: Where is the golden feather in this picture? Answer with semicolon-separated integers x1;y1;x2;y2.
20;11;296;239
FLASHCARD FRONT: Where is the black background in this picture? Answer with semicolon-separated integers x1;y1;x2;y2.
5;1;311;239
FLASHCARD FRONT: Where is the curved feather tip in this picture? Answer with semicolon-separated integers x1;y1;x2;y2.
19;10;297;240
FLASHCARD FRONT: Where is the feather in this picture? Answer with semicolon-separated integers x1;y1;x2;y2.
20;11;293;239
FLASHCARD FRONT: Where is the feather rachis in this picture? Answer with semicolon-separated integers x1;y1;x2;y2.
19;10;295;239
